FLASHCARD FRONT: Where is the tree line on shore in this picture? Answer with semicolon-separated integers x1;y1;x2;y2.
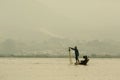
0;38;120;58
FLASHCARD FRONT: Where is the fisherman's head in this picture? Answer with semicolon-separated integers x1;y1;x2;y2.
75;46;77;49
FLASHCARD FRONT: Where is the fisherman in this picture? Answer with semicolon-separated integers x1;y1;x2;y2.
69;46;80;64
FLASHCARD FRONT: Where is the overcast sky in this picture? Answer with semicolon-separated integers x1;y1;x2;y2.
0;0;120;41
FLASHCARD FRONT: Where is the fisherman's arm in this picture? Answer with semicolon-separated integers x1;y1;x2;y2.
69;47;75;50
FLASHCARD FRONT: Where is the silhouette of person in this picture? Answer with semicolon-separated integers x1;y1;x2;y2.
69;46;80;64
80;55;89;65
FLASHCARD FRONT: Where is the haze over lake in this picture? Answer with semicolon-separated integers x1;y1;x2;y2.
0;0;120;41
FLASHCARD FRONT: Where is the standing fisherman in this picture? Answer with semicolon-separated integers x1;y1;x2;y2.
69;46;80;64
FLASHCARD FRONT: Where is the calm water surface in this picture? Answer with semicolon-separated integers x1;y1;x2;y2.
0;58;120;80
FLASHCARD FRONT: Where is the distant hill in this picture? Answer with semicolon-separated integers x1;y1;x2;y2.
0;38;120;58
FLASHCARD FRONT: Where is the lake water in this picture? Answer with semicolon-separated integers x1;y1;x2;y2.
0;58;120;80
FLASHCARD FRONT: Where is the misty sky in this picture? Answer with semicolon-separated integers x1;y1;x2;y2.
0;0;120;41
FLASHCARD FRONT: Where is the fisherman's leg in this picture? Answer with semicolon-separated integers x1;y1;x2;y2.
77;56;79;62
77;56;79;61
75;56;78;63
76;56;79;64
